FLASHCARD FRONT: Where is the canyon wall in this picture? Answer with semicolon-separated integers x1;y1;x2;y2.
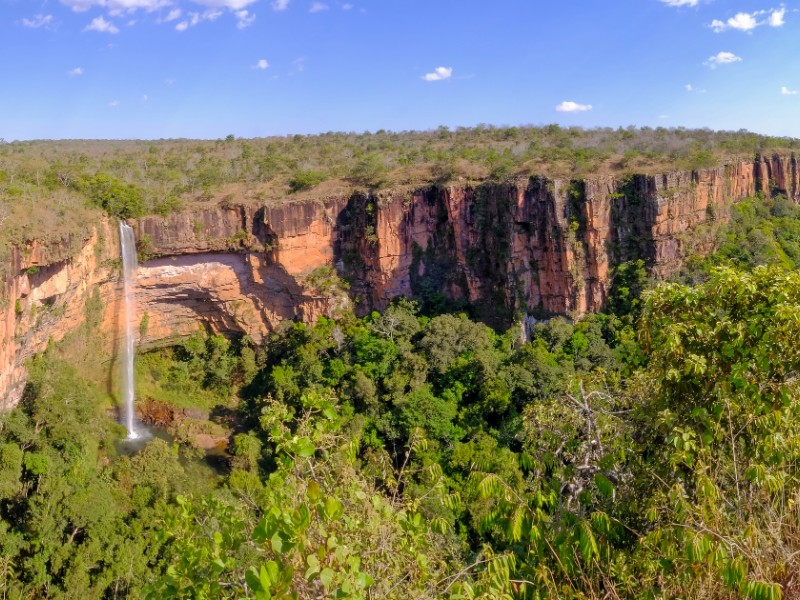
0;220;122;408
2;154;797;405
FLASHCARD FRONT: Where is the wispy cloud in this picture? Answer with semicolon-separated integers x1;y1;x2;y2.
309;1;328;12
556;101;592;112
660;0;699;7
108;100;121;108
423;66;452;81
161;8;182;22
61;0;172;13
22;14;54;28
254;58;269;69
272;0;290;9
68;67;84;76
704;51;742;68
710;7;786;32
175;9;222;31
84;16;120;33
782;86;798;95
235;9;255;28
341;2;353;9
685;83;707;93
192;0;258;8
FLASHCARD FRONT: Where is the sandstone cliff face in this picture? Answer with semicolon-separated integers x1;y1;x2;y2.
0;220;121;408
132;200;350;347
2;154;797;405
367;155;798;320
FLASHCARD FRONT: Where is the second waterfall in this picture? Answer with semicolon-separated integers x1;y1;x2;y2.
119;221;139;440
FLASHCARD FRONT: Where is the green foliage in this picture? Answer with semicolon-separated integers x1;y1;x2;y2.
148;392;467;599
288;168;327;193
79;172;145;219
681;194;800;283
606;258;648;319
348;152;389;188
137;331;256;409
6;234;800;599
0;352;201;598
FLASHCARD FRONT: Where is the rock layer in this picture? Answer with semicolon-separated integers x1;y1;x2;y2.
2;154;798;405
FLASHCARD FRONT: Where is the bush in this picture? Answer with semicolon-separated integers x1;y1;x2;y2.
288;169;327;193
79;173;145;219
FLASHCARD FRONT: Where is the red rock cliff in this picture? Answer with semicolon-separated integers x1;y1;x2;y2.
2;154;797;405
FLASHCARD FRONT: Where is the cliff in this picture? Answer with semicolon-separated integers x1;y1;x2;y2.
2;153;797;405
0;220;122;408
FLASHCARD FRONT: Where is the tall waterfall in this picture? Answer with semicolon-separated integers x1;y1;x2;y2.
119;222;139;440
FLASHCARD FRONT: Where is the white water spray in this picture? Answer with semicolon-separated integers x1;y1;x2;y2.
119;222;139;440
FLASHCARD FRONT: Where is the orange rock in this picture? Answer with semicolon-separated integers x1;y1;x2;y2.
2;155;798;406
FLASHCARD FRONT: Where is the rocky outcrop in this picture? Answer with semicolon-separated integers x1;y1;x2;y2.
2;153;798;405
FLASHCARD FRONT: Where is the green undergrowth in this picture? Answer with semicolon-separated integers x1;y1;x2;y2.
135;330;258;411
678;194;800;283
3;263;800;597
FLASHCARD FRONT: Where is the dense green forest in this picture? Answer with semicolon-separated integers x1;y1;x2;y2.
1;193;800;598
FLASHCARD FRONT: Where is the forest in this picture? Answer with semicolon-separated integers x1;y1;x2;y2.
0;190;799;599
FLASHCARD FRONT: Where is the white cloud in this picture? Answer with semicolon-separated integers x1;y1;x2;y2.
175;9;222;30
556;101;592;112
710;12;758;32
235;9;255;27
769;7;786;27
342;2;353;8
658;114;670;119
68;67;84;76
660;0;699;7
704;51;742;68
782;86;798;95
192;0;256;8
142;94;149;101
61;0;171;13
163;8;181;21
254;58;269;69
22;14;54;28
272;0;290;9
84;16;120;33
710;7;787;32
423;66;452;81
108;100;121;107
309;1;328;12
685;83;693;91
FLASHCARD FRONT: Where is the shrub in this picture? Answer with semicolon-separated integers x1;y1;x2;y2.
288;169;327;193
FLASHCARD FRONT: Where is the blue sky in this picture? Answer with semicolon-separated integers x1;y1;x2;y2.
1;0;799;140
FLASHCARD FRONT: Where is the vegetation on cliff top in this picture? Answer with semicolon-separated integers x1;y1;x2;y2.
1;125;798;254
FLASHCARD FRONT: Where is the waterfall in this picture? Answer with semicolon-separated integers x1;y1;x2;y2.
119;222;139;440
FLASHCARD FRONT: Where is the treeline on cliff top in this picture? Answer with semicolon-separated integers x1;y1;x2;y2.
1;124;799;250
1;195;800;599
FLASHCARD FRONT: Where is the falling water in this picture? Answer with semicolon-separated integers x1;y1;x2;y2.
119;221;139;440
